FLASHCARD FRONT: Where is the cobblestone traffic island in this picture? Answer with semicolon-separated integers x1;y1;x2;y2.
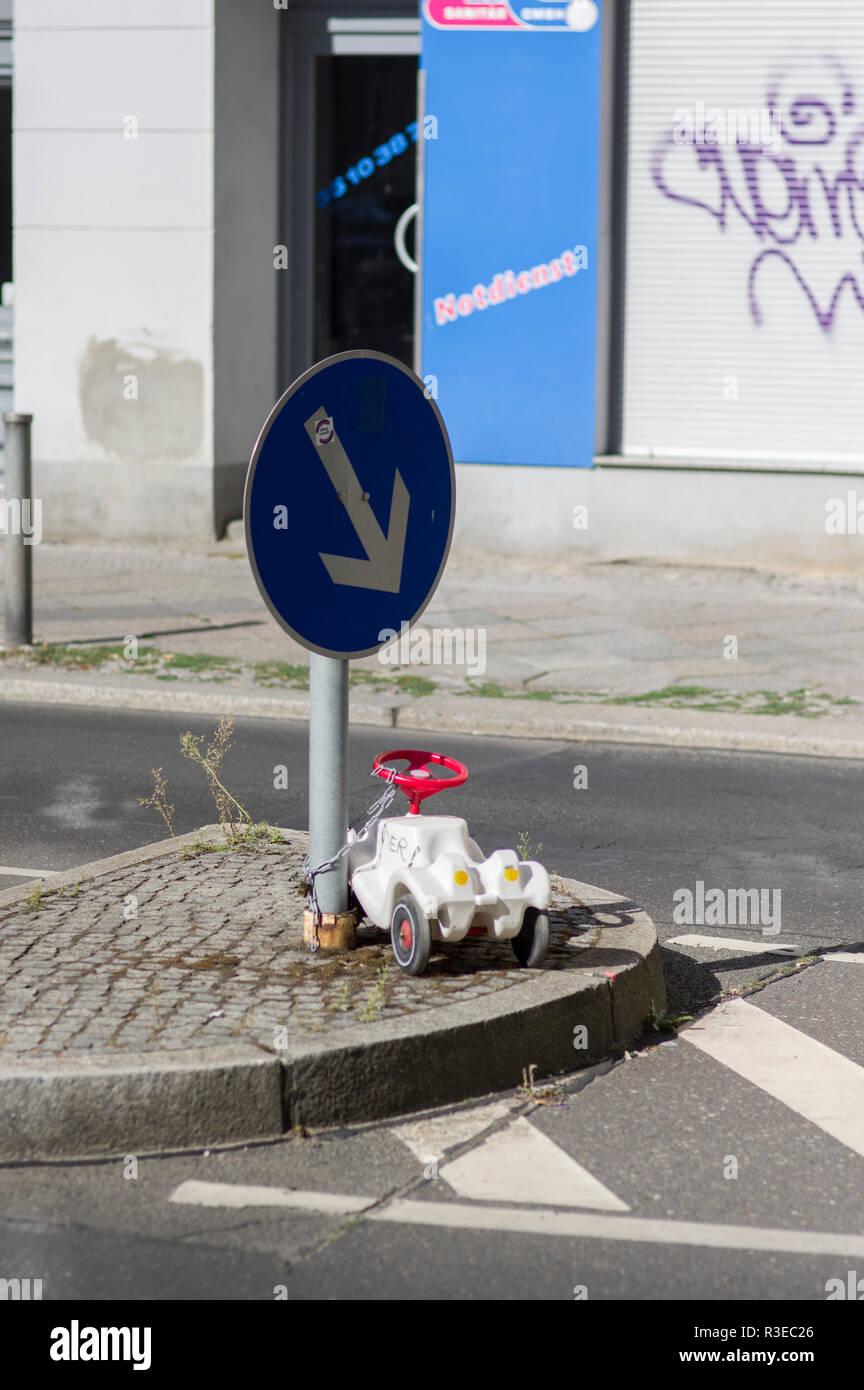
0;826;665;1155
0;825;612;1053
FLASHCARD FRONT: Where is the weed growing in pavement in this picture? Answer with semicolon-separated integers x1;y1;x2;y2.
348;667;384;687
180;715;251;836
137;767;176;837
229;821;284;849
646;1000;694;1033
601;684;857;717
24;882;43;910
328;980;352;1014
138;718;284;853
179;822;284;858
179;834;223;858
461;680;555;702
26;642;158;671
513;831;557;875
459;679;858;717
164;652;241;676
252;660;309;688
392;673;437;698
346;668;438;698
23;877;85;911
356;963;391;1022
3;640;857;715
516;831;543;861
721;954;821;1001
464;680;508;699
747;688;842;717
518;1062;568;1106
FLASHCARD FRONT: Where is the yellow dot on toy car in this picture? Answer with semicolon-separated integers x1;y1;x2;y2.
454;869;469;885
504;867;519;881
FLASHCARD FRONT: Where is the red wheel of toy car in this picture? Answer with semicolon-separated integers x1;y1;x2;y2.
372;748;468;814
399;914;413;951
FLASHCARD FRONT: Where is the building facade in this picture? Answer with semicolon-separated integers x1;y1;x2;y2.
12;0;864;569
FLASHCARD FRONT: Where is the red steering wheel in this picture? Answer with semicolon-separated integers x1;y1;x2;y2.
372;748;469;815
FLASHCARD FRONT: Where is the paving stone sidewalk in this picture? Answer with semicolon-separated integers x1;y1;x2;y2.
2;538;864;712
0;828;611;1060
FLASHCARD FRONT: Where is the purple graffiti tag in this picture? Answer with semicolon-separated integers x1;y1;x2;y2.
782;97;837;145
748;248;864;330
651;131;759;233
737;147;817;244
837;127;864;245
653;58;864;332
766;54;856;128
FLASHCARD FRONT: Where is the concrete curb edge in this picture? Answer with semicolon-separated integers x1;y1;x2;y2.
0;832;666;1158
2;675;864;758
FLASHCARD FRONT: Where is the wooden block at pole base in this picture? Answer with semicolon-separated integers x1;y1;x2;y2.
303;909;357;953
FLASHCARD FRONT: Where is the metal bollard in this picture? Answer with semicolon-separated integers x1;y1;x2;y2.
3;412;34;648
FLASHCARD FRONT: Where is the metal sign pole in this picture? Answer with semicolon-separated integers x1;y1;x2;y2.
308;652;348;915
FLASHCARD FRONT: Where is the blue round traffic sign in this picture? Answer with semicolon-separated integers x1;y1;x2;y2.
244;351;455;659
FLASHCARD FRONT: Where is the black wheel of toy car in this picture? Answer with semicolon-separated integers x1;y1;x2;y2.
512;907;550;968
390;894;432;976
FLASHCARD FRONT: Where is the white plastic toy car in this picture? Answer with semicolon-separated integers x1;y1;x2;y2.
347;748;551;976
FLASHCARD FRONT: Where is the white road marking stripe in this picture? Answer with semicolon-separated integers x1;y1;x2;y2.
823;952;864;965
437;1117;628;1211
393;1100;516;1164
668;934;800;954
681;998;864;1158
169;1180;374;1215
0;866;57;878
168;1178;864;1259
370;1199;864;1257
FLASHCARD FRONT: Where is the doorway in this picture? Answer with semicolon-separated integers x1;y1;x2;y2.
281;16;420;387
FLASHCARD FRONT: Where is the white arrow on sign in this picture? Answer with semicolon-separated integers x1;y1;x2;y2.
304;405;409;594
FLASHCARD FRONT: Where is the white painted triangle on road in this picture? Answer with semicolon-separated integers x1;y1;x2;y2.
392;1100;517;1166
394;1103;628;1212
435;1116;629;1211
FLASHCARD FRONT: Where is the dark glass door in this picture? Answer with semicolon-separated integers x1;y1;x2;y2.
312;55;417;366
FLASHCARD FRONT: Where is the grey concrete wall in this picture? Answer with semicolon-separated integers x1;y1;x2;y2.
13;0;216;540
452;462;864;573
213;0;280;537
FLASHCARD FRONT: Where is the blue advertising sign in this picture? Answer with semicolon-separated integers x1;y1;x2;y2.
420;2;602;468
244;351;455;659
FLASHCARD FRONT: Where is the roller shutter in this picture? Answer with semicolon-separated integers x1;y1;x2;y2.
622;0;864;470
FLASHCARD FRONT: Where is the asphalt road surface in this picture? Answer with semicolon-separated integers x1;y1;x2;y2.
1;702;863;1308
1;701;862;1008
3;956;864;1307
